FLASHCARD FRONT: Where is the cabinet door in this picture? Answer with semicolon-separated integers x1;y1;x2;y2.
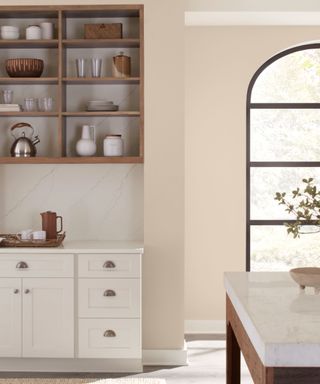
22;278;74;358
0;278;21;357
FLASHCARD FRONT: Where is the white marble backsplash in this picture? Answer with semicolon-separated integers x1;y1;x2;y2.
0;164;143;241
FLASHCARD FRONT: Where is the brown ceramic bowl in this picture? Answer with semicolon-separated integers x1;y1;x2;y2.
5;58;44;77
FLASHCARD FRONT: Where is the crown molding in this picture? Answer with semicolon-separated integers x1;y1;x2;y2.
185;11;320;26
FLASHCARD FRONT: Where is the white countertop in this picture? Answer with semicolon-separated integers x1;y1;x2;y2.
225;272;320;367
0;240;144;254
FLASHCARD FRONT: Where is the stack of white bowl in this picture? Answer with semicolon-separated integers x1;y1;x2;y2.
1;26;19;40
87;100;119;111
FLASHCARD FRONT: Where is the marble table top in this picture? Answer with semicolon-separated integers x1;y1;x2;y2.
225;272;320;367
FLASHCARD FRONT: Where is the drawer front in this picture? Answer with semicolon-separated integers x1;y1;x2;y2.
0;254;74;277
78;253;141;278
78;318;141;358
78;278;140;318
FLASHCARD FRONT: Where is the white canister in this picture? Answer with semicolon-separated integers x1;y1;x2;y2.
103;135;124;156
26;25;41;40
40;22;53;39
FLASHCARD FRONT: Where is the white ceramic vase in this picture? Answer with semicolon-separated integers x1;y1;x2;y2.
76;125;96;156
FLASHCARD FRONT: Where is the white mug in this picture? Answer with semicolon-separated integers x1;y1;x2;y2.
18;229;33;241
32;230;46;241
40;22;53;39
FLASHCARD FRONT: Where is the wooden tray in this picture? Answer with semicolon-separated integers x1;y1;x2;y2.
0;232;66;247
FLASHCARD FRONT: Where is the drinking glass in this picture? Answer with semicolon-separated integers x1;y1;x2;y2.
76;58;86;77
24;98;36;111
38;97;53;112
2;89;13;104
91;58;102;77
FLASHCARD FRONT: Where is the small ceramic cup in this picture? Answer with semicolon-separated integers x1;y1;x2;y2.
18;229;33;241
32;230;46;241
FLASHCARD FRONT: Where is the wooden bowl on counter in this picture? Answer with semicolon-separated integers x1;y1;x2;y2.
5;58;44;77
290;267;320;294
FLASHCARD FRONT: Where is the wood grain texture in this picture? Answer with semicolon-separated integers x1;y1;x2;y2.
227;295;320;383
226;320;240;384
0;4;144;164
227;295;271;384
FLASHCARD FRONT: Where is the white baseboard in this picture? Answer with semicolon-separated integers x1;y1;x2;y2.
185;320;226;334
142;342;188;366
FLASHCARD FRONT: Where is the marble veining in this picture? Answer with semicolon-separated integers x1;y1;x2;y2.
225;272;320;366
0;164;143;241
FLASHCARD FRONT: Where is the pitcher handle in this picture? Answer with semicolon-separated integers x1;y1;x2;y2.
90;125;96;143
56;216;63;234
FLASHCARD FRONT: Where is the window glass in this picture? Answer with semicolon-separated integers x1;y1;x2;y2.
251;226;320;271
251;49;320;103
251;109;320;161
251;168;320;220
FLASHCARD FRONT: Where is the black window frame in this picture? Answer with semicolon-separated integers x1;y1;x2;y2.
246;42;320;271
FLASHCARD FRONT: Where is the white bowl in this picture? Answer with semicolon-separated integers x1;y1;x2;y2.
1;26;19;40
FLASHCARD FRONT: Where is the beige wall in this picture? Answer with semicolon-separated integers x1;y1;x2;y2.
0;0;185;351
185;26;320;321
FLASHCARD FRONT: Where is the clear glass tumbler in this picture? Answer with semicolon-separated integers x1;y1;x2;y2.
76;58;86;77
24;98;36;111
2;89;13;104
38;97;53;112
91;58;102;77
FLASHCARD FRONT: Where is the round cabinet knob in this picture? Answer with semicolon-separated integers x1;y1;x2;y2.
103;260;116;269
16;261;29;269
104;329;116;337
13;289;19;294
24;289;30;294
103;289;116;297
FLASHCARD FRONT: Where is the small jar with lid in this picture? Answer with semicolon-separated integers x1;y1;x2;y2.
26;25;41;40
103;135;124;156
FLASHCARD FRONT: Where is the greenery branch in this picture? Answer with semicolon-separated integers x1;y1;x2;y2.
274;178;320;238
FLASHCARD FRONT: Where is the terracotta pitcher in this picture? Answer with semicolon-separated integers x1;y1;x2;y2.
41;211;63;240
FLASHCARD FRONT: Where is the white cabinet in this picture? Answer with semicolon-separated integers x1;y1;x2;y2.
78;253;141;359
0;255;74;359
0;245;143;372
23;278;74;358
0;279;21;357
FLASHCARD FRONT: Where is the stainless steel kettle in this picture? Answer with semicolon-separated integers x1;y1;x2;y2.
10;122;40;157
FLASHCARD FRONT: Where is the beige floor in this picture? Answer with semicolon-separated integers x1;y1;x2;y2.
0;337;253;384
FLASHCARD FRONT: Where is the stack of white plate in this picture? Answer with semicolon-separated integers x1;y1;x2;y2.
87;100;119;111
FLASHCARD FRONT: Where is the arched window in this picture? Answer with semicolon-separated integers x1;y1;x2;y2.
247;43;320;271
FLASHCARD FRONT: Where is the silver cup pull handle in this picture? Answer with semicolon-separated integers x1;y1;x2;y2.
104;330;116;337
16;261;29;269
103;289;116;297
103;260;116;269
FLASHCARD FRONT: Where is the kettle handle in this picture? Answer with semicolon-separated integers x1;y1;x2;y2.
11;122;34;139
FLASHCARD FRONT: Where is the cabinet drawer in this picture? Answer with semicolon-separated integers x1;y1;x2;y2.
0;254;74;277
78;253;141;278
78;279;140;318
78;318;141;358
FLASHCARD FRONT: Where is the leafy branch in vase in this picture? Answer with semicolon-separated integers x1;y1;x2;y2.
274;178;320;238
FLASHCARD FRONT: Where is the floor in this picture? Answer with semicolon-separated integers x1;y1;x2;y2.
0;336;253;384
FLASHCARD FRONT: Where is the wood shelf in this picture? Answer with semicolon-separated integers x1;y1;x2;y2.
63;39;140;48
0;156;143;164
62;111;140;117
63;77;140;85
0;112;58;117
0;77;58;84
0;4;144;164
0;39;59;48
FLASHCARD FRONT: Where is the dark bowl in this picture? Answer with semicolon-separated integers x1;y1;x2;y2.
5;58;44;77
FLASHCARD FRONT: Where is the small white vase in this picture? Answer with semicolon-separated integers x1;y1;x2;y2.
76;125;96;156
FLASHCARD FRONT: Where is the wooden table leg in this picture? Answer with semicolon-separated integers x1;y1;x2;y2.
227;319;241;384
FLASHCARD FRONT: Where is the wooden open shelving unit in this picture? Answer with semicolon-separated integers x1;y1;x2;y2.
0;5;144;164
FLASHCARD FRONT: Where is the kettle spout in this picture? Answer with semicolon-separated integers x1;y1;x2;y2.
32;135;40;146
